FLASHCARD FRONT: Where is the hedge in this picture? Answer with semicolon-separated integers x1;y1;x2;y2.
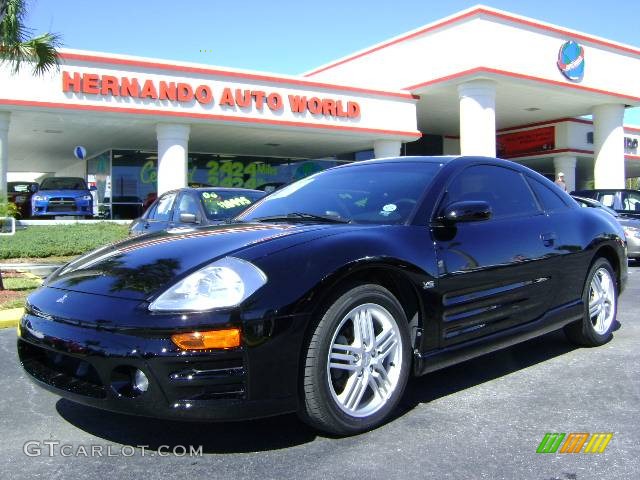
0;223;129;259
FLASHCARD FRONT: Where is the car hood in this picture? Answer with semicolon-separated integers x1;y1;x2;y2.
44;222;342;300
36;189;90;198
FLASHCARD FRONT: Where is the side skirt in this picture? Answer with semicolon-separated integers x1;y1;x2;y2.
413;300;584;376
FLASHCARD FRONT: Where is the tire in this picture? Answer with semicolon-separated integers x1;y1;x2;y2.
300;284;411;435
564;257;618;346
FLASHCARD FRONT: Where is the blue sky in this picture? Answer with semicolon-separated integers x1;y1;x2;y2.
24;0;640;124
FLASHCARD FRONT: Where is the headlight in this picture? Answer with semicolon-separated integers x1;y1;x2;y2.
81;194;92;201
148;257;267;312
32;195;45;201
623;226;640;239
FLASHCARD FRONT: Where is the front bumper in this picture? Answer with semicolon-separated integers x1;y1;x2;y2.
17;298;303;421
32;198;92;216
626;234;640;259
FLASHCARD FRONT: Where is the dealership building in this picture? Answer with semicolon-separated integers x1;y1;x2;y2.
1;5;639;218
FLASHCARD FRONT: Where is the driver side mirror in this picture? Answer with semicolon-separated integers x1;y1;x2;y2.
441;201;492;223
30;184;39;193
179;213;199;224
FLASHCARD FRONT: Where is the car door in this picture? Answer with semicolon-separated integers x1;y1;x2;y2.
141;191;177;233
431;164;559;347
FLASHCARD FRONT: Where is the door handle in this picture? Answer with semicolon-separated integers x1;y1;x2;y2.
541;232;557;247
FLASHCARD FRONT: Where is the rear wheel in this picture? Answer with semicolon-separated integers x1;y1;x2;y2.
300;284;411;435
565;258;618;346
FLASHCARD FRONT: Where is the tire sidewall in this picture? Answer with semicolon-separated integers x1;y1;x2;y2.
581;258;618;344
305;284;411;434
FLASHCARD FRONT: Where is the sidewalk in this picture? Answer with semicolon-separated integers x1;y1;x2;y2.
0;308;23;328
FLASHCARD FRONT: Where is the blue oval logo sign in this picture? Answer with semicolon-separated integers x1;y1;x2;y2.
557;41;584;82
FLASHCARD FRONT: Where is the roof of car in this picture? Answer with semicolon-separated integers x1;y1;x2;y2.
168;187;264;194
573;189;640;193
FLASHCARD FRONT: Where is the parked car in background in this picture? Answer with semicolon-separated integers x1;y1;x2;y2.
7;181;38;218
129;187;266;235
571;195;618;217
572;189;640;219
572;192;640;261
20;156;627;435
31;177;94;218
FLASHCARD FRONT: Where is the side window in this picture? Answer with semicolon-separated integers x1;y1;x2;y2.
144;202;158;220
443;165;540;219
176;193;200;219
622;191;640;212
597;194;616;208
527;177;569;212
153;192;176;221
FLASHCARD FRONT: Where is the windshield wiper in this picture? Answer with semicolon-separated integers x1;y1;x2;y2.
251;212;351;224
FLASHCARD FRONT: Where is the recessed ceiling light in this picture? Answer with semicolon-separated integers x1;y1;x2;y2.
44;129;63;134
524;107;541;112
265;143;280;147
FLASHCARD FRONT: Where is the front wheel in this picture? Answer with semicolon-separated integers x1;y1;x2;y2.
565;258;618;346
300;284;411;435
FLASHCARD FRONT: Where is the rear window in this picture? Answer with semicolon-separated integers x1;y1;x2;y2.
39;177;87;190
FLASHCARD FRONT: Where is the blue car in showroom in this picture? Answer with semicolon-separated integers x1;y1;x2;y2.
18;156;627;435
31;177;94;218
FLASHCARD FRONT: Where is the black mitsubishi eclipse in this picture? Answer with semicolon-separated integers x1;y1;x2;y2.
18;156;627;435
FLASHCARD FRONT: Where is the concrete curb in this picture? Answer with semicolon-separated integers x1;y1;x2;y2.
0;308;23;329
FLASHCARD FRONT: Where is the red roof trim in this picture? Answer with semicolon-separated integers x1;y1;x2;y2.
0;98;421;139
405;67;640;103
503;148;593;159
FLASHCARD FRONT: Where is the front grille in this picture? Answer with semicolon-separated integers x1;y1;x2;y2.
47;199;77;212
18;341;106;398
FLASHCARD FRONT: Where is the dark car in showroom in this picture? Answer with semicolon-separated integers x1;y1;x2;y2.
18;156;627;435
572;194;640;261
7;181;38;218
31;177;95;218
129;187;266;235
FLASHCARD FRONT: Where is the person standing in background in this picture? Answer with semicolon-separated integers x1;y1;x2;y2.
555;172;567;191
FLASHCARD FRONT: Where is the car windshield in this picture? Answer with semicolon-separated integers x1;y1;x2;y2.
39;177;87;190
238;162;444;225
8;182;32;193
199;190;265;221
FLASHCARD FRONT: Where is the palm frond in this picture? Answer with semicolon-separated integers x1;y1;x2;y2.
0;0;62;76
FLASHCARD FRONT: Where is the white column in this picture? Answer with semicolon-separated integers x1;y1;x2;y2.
156;123;190;195
553;155;577;193
593;104;625;189
0;112;10;203
373;139;401;158
457;80;496;157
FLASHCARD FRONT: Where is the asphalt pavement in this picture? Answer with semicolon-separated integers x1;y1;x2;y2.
1;264;638;480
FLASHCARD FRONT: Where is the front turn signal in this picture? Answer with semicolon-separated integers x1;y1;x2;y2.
171;328;241;350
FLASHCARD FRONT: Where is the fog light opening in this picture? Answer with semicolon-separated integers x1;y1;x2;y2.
110;366;149;398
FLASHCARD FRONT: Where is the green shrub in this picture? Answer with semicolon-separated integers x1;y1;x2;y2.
0;202;20;218
0;223;129;259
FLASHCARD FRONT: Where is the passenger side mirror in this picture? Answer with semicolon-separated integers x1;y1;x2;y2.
90;185;97;191
30;184;39;193
441;201;492;223
179;213;199;224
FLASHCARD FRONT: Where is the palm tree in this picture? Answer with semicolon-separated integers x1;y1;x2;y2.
1;1;61;290
0;0;61;76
